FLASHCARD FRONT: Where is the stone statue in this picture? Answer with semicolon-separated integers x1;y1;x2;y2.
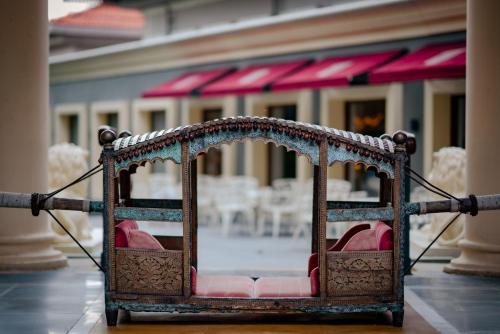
410;147;466;259
424;147;466;246
48;143;98;254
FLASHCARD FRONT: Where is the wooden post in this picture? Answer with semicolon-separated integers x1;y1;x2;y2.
181;141;192;297
318;141;328;300
190;159;198;269
311;165;320;254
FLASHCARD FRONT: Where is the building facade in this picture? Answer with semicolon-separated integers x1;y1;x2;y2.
49;0;466;199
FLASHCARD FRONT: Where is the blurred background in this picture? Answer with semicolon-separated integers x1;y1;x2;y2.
47;0;468;274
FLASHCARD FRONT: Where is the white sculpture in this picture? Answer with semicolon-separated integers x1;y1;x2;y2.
48;143;98;254
424;147;466;246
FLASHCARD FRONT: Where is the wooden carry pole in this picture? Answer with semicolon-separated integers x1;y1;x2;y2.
0;191;101;213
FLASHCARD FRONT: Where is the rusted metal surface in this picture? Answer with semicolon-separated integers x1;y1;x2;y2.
114;207;183;222
327;207;394;222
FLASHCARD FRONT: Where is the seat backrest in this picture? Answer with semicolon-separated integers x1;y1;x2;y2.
341;222;394;251
115;220;138;248
375;221;393;250
329;223;371;251
341;229;378;251
128;230;165;250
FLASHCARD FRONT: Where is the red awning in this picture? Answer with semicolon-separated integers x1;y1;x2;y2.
142;68;233;98
273;50;403;91
369;42;466;83
201;60;309;96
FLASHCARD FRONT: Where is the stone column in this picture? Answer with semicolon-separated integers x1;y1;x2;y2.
445;0;500;276
0;1;67;270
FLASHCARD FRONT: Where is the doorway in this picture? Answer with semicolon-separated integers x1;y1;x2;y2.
345;99;385;196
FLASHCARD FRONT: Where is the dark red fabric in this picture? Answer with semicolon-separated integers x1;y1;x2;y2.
191;266;197;295
375;222;393;251
310;267;319;297
142;68;233;97
369;41;465;83
273;50;402;90
308;253;318;276
114;220;138;248
201;60;309;96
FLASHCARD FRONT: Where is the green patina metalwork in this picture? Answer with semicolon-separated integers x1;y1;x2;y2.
114;141;182;174
327;145;394;178
108;300;403;314
327;207;394;222
188;129;320;164
89;201;103;213
114;207;183;222
405;202;421;216
327;201;380;209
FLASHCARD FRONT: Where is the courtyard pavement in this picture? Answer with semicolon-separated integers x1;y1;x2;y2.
0;221;499;333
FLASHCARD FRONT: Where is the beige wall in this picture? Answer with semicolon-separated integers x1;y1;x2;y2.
244;91;313;186
130;98;179;197
423;79;465;174
54;103;88;149
89;100;130;199
181;96;237;177
320;84;403;179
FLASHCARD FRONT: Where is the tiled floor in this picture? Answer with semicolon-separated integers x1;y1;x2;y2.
1;223;500;334
1;260;500;333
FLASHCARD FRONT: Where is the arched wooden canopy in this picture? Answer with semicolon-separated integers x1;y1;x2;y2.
112;116;398;177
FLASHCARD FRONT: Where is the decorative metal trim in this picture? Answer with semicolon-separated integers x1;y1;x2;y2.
111;117;396;176
114;207;183;222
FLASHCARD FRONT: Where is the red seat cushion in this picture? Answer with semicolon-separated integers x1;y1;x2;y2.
128;230;165;250
341;229;378;251
195;275;255;298
308;223;371;274
115;220;138;247
254;275;315;298
375;221;393;250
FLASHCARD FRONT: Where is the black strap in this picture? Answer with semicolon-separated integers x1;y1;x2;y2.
469;194;479;216
31;193;45;217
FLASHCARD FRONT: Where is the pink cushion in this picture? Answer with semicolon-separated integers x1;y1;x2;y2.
329;223;371;251
375;222;393;250
191;266;197;295
195;275;255;298
115;220;138;247
254;276;313;298
341;229;378;251
310;267;319;297
128;230;165;250
308;223;371;274
308;253;318;276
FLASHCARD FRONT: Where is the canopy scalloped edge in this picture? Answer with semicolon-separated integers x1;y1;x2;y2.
112;116;398;177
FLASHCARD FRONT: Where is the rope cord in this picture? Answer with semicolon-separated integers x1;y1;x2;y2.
405;212;462;275
31;164;102;216
29;164;104;271
405;166;462;203
46;210;104;272
409;175;454;201
46;164;102;199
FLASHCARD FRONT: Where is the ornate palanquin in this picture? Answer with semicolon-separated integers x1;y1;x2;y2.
100;116;411;327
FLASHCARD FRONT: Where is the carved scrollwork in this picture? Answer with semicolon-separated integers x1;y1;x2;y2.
327;251;393;296
116;249;183;295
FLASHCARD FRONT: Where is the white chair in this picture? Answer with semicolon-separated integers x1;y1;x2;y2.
214;176;259;236
257;178;302;238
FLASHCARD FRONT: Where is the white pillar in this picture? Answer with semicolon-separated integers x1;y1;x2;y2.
445;0;500;276
0;1;67;270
